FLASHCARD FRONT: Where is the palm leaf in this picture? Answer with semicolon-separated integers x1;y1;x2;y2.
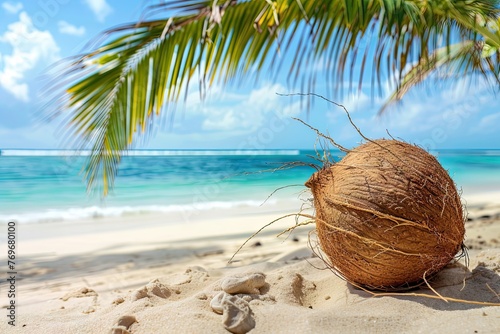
379;38;500;113
45;0;500;195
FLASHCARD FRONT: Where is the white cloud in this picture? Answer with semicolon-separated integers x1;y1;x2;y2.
200;84;301;132
84;0;112;22
0;12;60;102
58;20;86;36
2;1;22;14
476;112;500;134
146;82;303;147
343;91;377;114
0;123;59;148
315;76;497;150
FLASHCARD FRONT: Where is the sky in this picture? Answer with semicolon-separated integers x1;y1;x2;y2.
0;0;499;150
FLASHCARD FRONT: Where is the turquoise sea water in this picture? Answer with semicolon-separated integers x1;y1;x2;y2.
0;149;499;224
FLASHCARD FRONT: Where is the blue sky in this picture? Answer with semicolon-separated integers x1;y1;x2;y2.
0;1;499;150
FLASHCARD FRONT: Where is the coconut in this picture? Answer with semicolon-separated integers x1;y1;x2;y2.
305;139;465;290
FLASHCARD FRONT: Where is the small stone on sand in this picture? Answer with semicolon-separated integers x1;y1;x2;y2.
222;273;266;295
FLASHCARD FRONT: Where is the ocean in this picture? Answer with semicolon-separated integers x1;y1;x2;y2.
1;149;499;224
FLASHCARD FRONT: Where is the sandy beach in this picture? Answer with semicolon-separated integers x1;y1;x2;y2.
1;194;500;334
2;0;500;332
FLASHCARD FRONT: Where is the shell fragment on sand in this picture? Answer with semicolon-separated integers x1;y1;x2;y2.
210;272;267;333
211;292;255;334
210;291;227;315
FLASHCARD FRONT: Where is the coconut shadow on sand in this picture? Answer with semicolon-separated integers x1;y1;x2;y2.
346;261;500;311
4;226;304;292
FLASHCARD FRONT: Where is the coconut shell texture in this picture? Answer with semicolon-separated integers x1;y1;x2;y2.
306;139;465;290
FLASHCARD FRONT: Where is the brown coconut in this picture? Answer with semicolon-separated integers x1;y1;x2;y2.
305;139;465;290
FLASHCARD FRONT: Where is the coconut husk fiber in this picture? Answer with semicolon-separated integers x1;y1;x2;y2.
305;139;465;290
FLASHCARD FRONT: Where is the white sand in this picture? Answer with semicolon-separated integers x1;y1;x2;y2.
1;198;500;333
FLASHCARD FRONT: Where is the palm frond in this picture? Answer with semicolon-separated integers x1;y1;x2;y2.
45;0;500;195
379;39;500;114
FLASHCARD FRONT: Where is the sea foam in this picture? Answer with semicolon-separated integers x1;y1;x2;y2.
0;199;277;224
